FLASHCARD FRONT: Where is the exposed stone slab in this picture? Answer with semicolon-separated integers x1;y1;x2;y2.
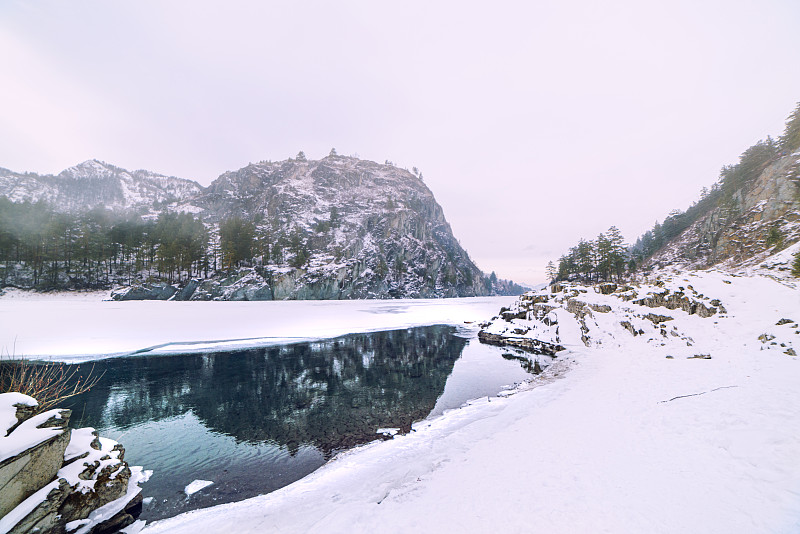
0;409;71;518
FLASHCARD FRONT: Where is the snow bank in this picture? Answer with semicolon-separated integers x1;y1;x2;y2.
0;296;515;361
0;392;37;434
0;403;66;462
143;269;800;533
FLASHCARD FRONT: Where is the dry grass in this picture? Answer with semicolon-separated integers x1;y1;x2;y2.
0;354;103;413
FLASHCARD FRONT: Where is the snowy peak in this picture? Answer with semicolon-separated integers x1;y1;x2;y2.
0;160;202;214
58;159;117;179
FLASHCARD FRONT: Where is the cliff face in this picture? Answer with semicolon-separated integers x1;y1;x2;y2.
183;156;488;298
646;150;800;270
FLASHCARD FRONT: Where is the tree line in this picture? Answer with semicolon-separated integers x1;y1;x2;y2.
0;198;210;288
549;226;630;283
0;198;319;290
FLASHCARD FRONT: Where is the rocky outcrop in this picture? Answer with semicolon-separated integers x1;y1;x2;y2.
0;402;71;519
0;393;148;534
479;275;723;354
632;289;718;317
477;331;565;356
647;150;800;270
111;282;178;301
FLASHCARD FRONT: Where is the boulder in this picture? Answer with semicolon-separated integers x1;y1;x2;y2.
0;408;72;518
112;283;177;301
0;394;146;534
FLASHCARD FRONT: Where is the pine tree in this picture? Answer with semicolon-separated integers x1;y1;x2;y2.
595;232;612;281
575;239;595;282
545;261;556;283
605;226;627;280
220;216;256;269
780;102;800;152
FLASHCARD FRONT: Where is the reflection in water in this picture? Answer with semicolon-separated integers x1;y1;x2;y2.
65;326;469;520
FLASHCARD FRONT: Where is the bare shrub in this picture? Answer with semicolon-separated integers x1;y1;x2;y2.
0;355;103;413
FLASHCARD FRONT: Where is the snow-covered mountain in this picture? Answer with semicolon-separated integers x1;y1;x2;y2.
0;156;522;298
0;159;203;214
184;155;491;298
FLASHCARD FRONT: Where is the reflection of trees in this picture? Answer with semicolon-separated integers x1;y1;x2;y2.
67;326;465;456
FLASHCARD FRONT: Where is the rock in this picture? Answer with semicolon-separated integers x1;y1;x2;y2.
695;302;717;318
174;279;200;301
0;409;72;518
477;331;564;356
565;299;590;317
619;321;642;336
112;283;177;301
90;493;142;534
643;313;674;324
6;478;73;534
520;294;551;304
596;283;617;295
776;318;794;325
0;394;146;534
633;289;716;317
501;309;527;321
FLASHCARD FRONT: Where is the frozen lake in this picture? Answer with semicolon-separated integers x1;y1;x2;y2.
0;294;516;360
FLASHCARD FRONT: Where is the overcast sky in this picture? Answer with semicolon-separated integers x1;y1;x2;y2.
2;0;799;285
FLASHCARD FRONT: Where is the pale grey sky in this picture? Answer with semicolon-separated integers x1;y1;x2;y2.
1;0;799;285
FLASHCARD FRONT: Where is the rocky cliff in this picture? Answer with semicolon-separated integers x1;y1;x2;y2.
645;149;800;272
184;155;490;298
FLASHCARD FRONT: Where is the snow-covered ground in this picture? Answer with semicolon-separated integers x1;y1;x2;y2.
0;295;516;361
138;268;800;533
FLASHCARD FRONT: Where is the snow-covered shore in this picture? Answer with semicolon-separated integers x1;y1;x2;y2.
140;269;800;533
0;295;516;361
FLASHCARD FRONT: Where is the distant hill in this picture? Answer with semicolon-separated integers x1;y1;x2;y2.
0;159;202;214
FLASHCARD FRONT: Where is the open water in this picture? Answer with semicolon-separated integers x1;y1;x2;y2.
65;325;545;521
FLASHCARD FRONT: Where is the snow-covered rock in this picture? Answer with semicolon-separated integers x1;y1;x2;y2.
478;272;731;359
0;394;148;534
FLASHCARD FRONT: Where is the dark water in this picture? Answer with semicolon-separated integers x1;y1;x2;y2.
63;326;541;521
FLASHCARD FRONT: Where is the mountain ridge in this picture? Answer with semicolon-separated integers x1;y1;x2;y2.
0;156;525;299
